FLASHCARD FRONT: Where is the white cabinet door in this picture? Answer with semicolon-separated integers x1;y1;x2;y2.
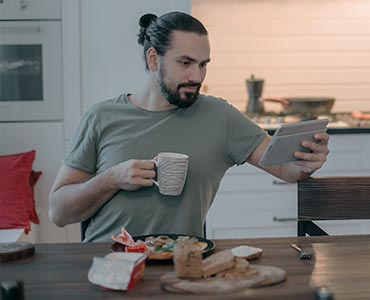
206;134;370;238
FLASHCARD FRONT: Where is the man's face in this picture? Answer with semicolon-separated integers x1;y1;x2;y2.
157;31;211;108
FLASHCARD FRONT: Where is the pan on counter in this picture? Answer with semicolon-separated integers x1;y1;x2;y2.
263;97;335;117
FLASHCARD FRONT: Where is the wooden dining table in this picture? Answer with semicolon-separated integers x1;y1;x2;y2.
1;234;370;300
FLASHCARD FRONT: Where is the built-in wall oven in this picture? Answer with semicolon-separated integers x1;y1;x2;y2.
0;0;63;122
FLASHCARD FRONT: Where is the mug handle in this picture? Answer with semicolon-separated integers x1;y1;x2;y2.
151;158;159;187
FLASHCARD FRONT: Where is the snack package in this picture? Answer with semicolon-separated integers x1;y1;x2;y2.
88;252;146;290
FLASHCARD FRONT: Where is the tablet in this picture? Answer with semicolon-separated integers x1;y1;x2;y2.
258;118;329;167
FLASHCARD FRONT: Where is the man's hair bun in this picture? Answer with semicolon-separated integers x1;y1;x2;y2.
139;14;157;28
138;14;157;45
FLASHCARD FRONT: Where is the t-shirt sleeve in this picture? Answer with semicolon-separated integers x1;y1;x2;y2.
225;103;267;165
64;107;99;173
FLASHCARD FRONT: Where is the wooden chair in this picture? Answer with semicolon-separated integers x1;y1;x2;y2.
297;176;370;236
80;218;91;241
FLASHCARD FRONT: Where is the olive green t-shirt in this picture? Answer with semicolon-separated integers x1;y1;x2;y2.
64;94;266;242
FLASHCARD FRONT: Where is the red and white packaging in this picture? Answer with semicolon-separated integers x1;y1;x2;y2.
88;252;146;290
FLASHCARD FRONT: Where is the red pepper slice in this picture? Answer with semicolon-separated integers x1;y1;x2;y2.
125;242;148;253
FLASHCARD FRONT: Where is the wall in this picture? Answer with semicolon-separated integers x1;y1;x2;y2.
192;0;370;113
79;0;191;115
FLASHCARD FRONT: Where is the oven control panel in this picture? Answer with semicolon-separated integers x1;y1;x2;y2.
0;0;61;20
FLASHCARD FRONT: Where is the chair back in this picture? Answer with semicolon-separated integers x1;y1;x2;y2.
297;176;370;236
80;218;91;241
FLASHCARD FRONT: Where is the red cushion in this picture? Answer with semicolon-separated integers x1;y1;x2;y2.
29;170;42;224
0;150;41;234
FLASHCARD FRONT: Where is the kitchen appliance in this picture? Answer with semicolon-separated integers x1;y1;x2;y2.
245;75;264;114
262;97;335;118
0;0;63;122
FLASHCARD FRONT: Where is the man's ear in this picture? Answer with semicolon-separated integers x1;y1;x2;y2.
146;47;159;72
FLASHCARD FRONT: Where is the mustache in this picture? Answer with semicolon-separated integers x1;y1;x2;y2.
177;82;201;90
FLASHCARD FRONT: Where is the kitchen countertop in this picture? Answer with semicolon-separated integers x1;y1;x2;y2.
248;112;370;134
261;126;370;135
326;127;370;134
263;127;370;135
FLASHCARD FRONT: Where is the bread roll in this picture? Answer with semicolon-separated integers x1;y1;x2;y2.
173;237;203;279
202;249;235;278
215;257;257;279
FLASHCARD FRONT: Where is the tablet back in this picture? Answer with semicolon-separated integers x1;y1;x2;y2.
259;119;329;166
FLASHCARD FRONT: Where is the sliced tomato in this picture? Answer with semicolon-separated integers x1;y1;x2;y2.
125;242;148;253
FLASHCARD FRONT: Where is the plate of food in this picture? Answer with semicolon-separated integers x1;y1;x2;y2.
111;229;215;264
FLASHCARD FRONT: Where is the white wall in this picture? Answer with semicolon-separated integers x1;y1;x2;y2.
192;0;370;113
79;0;191;114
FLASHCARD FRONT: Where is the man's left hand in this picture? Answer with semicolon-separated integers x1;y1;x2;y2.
293;132;330;173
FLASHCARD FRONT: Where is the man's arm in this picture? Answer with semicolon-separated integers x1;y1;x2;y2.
246;132;330;183
48;160;156;227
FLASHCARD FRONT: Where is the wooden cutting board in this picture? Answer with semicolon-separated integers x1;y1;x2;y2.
0;242;35;262
160;265;286;294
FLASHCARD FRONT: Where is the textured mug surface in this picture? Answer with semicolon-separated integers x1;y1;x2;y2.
153;152;189;196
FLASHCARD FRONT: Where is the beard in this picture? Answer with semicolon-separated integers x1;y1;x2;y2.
158;64;201;108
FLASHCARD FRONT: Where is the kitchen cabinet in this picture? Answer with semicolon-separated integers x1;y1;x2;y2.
206;134;370;238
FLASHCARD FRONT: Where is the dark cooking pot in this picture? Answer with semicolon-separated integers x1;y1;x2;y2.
263;97;335;116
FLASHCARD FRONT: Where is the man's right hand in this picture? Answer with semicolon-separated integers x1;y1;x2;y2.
111;159;156;191
49;159;156;227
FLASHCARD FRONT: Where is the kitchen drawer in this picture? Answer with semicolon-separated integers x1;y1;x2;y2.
208;224;297;239
207;206;297;237
314;220;370;236
322;134;370;172
218;172;296;193
206;215;370;239
210;191;296;212
206;208;297;239
207;206;296;227
207;220;370;239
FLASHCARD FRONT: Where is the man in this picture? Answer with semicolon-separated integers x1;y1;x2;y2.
49;12;329;242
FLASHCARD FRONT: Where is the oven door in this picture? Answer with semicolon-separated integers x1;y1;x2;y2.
0;20;63;121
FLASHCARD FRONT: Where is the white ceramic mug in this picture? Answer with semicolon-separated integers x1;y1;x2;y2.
152;152;189;196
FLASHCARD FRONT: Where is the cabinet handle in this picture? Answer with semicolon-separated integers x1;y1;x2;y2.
20;0;28;9
0;25;41;33
273;216;297;222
